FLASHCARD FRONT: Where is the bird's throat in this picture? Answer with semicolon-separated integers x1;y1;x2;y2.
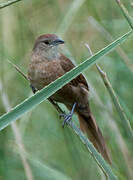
42;46;59;61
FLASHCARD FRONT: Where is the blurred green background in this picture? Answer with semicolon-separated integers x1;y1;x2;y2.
0;0;133;179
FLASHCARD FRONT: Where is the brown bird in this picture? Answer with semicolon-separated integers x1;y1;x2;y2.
28;34;111;164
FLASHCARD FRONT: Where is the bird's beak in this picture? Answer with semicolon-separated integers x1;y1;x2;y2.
52;39;65;46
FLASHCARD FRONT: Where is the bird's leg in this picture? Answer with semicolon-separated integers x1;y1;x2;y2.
30;84;76;128
30;84;37;94
60;102;77;128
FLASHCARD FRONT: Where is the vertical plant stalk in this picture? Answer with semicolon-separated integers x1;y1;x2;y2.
57;0;85;35
85;43;133;140
108;114;133;180
85;44;133;179
0;0;22;9
0;80;34;180
115;0;133;29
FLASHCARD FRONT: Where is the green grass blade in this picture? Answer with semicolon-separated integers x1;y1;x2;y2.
0;30;132;131
0;80;34;180
88;16;133;73
97;67;133;140
0;0;22;9
70;122;118;180
27;155;71;180
57;0;85;35
116;0;133;29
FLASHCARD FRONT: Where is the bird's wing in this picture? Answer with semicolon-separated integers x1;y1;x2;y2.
59;54;89;91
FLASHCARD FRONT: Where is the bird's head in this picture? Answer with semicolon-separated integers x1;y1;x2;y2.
33;34;64;60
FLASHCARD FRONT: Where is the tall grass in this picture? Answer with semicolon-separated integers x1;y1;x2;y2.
0;0;133;180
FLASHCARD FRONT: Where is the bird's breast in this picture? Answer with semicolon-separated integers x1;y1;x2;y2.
28;60;65;90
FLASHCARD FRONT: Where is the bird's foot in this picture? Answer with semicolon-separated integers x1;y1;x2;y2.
60;103;76;128
30;84;37;94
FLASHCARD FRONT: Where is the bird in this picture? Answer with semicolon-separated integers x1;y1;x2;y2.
28;34;111;164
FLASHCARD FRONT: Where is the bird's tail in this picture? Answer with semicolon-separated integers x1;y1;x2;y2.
77;110;111;164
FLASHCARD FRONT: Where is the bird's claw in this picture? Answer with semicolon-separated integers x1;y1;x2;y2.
62;113;73;128
30;84;37;94
60;102;77;128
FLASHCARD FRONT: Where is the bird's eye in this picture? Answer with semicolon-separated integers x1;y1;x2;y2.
43;40;50;45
